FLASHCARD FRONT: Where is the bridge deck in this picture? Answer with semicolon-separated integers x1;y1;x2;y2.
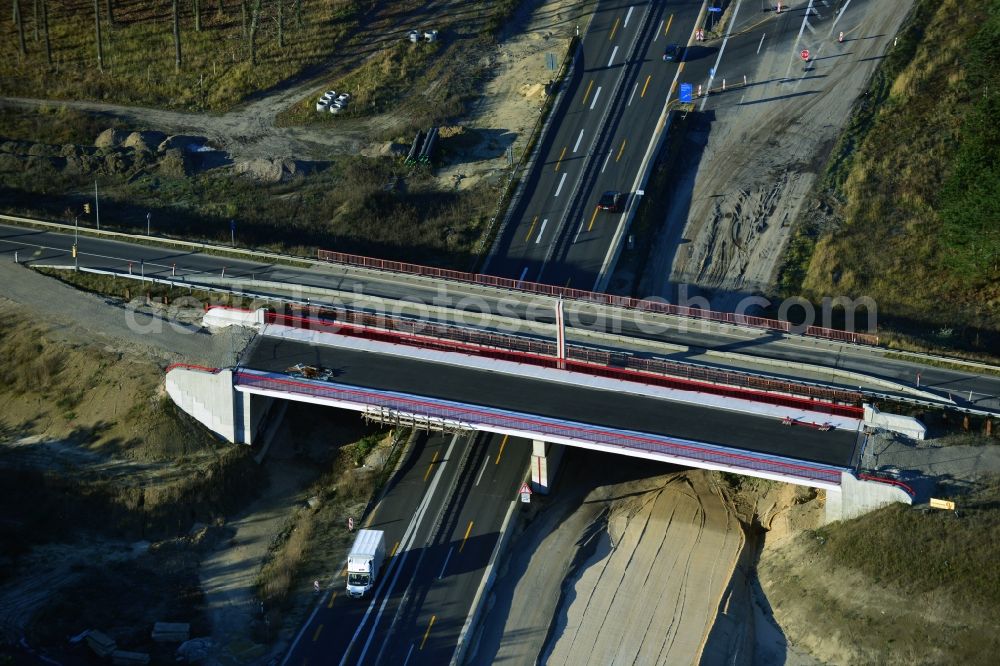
244;336;858;468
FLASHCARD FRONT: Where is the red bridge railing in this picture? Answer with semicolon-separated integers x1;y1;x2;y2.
265;310;863;417
858;472;916;498
316;249;879;345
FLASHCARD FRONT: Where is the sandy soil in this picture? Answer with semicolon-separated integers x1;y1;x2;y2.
0;0;592;176
543;471;743;665
434;0;591;191
641;0;915;308
470;451;744;665
0;262;253;370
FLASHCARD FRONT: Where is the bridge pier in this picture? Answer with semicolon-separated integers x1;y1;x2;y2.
530;440;564;494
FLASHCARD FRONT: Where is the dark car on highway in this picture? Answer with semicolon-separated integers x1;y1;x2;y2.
598;191;624;212
663;43;681;62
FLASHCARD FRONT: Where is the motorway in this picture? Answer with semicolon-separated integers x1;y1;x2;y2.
3;220;998;413
244;336;858;467
280;429;530;666
488;0;702;289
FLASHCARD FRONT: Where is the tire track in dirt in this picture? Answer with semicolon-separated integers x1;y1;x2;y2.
544;471;743;665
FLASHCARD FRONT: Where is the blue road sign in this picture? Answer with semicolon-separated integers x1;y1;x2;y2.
230;219;236;232
679;83;693;103
708;6;722;11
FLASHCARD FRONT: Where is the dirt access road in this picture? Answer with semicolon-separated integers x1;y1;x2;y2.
640;0;914;308
0;0;585;167
0;0;455;159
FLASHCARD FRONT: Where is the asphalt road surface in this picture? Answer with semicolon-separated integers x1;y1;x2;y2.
282;430;530;666
245;336;858;467
488;0;704;289
2;221;998;413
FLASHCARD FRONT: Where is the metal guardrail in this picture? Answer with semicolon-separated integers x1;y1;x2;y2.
266;310;863;416
235;370;846;485
858;472;917;498
315;249;880;345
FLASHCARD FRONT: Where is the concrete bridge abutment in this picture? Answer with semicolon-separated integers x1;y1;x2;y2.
824;471;913;523
166;366;273;445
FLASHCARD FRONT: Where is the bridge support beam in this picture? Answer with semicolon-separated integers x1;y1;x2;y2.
530;440;564;494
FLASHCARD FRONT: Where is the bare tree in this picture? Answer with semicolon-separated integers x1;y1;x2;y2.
277;0;283;48
193;0;200;32
295;0;301;28
93;0;103;70
32;0;37;41
172;0;181;71
217;0;224;17
13;0;26;57
240;0;247;37
105;0;113;26
41;0;50;66
248;0;261;65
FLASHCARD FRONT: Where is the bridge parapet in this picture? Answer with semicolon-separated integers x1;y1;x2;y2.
315;249;879;345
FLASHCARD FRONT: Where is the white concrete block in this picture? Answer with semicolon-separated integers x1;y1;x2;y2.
864;404;926;440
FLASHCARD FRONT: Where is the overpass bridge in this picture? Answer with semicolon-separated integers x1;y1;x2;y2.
4;218;998;415
167;307;917;522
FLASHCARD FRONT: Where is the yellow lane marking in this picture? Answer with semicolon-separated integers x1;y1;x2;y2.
609;17;620;40
665;14;673;36
327;591;337;608
670;79;678;94
312;624;324;642
554;146;567;172
616;138;627;162
420;615;436;650
641;74;652;98
460;521;474;553
423;450;439;482
391;541;400;557
587;205;600;232
678;62;685;74
495;434;508;465
582;79;594;105
524;216;538;242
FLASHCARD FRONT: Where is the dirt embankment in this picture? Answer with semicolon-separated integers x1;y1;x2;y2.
757;476;1000;665
641;0;914;307
543;470;744;664
472;452;749;665
0;286;263;658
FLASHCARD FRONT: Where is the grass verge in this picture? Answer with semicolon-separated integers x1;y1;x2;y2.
760;475;1000;664
779;0;1000;355
1;150;492;268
